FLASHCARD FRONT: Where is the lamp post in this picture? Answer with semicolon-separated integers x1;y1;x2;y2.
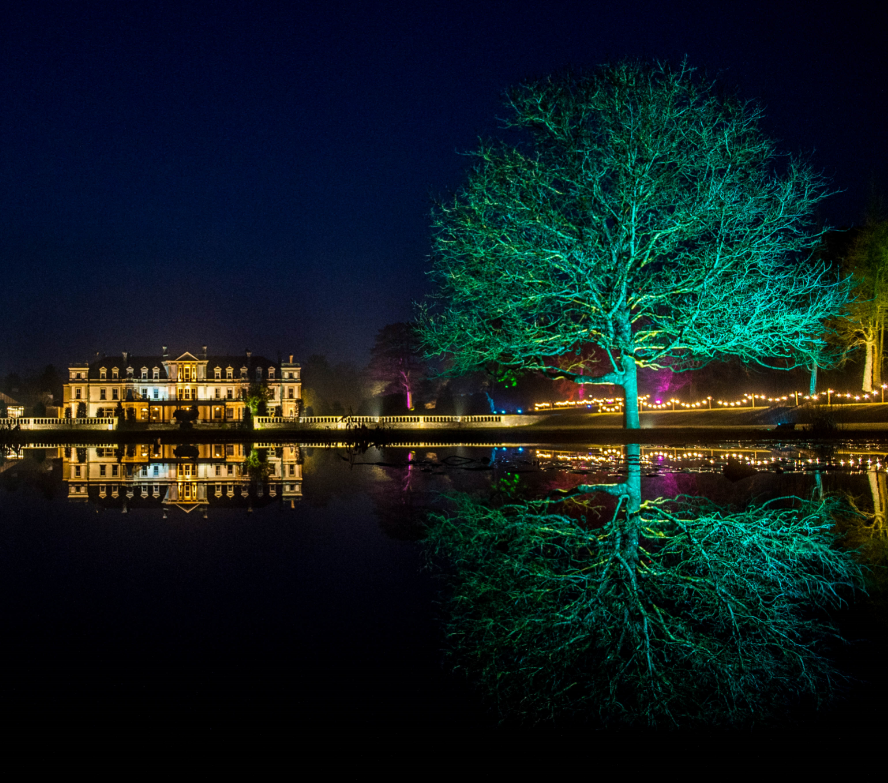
827;388;833;405
707;396;711;410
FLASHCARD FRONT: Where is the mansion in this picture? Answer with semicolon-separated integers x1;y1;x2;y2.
62;347;302;423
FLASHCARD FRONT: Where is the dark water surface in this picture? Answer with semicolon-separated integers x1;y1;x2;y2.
1;441;886;749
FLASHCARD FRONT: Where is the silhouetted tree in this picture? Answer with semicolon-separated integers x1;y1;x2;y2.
366;323;426;410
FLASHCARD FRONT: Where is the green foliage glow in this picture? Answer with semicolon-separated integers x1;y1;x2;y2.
419;60;851;427
425;493;863;726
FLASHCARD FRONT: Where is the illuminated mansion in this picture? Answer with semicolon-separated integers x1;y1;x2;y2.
62;347;302;423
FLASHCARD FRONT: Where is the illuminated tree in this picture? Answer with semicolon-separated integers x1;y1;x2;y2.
426;456;863;726
419;61;850;428
366;323;426;410
835;219;888;391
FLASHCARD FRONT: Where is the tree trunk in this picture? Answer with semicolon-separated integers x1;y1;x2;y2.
878;314;885;387
808;362;817;396
622;354;640;430
863;338;877;392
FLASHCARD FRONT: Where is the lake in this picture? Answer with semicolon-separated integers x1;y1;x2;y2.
1;439;886;749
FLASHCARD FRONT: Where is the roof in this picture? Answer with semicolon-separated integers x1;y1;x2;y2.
78;353;285;380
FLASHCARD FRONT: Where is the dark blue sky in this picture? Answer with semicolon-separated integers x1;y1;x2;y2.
1;1;885;375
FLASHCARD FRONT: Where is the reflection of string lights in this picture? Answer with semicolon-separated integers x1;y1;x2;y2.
531;446;886;472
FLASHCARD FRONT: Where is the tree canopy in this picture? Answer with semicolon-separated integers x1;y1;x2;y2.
834;218;888;391
365;322;426;410
418;60;850;427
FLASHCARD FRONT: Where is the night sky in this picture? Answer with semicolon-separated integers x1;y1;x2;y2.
1;1;885;376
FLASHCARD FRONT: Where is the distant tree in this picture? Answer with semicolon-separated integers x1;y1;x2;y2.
243;382;272;415
418;61;851;428
835;218;888;391
302;354;365;416
366;323;426;410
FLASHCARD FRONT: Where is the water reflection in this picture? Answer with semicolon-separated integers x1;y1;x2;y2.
58;441;303;512
1;437;886;732
424;443;867;727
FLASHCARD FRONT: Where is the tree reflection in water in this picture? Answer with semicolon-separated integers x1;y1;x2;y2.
425;444;864;727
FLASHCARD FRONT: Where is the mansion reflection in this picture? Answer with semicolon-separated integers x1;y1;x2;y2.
62;442;303;513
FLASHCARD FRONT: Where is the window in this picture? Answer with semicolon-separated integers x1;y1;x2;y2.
153;367;160;379
100;465;106;477
112;388;119;400
226;407;234;418
226;367;233;379
141;367;148;380
153;465;159;476
288;387;294;399
215;465;221;476
75;388;82;399
215;387;221;399
227;464;234;476
289;464;296;476
126;367;133;378
111;465;118;477
214;367;221;380
226;388;233;400
241;367;247;379
153;388;159;399
112;367;119;379
100;388;107;400
100;368;107;380
268;367;275;380
74;466;81;477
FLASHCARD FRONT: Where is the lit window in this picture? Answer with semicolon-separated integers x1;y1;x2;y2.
214;367;221;379
153;465;159;476
153;388;159;399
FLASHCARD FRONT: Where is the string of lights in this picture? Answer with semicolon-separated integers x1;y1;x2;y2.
534;384;888;412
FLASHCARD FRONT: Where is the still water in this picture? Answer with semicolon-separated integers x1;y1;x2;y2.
1;440;886;740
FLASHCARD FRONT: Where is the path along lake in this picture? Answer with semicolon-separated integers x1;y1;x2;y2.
1;438;886;750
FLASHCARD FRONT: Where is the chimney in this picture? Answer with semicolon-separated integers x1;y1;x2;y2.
201;345;208;360
162;346;168;360
246;349;252;360
289;354;293;363
122;351;128;363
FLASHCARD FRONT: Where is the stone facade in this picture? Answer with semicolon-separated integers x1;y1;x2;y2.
62;347;302;424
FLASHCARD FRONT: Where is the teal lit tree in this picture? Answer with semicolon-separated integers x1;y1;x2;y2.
426;449;864;726
418;61;851;428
